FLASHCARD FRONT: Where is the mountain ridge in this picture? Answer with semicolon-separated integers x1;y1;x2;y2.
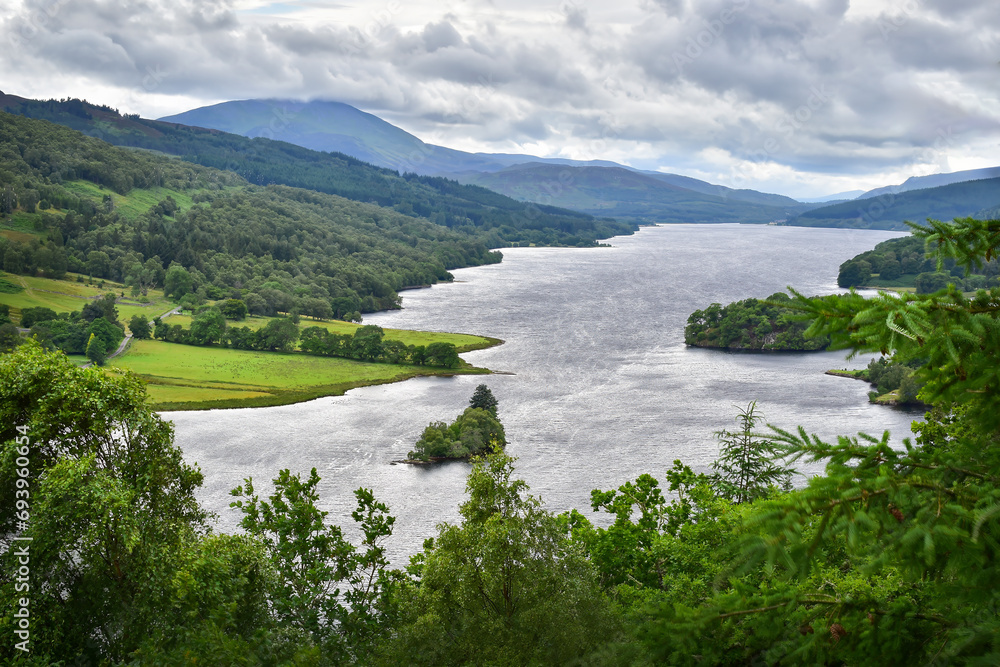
159;98;808;213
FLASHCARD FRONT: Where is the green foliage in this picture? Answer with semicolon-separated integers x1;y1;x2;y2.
382;453;618;665
254;317;299;352
0;321;20;350
914;270;952;293
570;461;721;590
423;341;460;367
0;111;503;317
220;297;248;320
711;401;792;503
18;306;57;328
86;314;124;351
5;100;637;248
85;331;107;365
837;231;998;290
189;306;227;345
81;293;119;324
129;313;151;339
230;469;398;663
792;218;1000;429
408;407;506;461
469;383;498;414
837;259;872;287
299;324;458;367
685;292;829;350
0;341;207;662
657;217;1000;663
163;264;193;299
0;274;23;293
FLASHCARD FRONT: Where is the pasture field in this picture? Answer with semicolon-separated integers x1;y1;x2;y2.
0;272;172;325
110;339;493;410
161;313;497;353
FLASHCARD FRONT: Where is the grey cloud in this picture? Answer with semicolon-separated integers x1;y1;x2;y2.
652;0;686;17
421;21;463;51
1;0;997;195
565;6;589;32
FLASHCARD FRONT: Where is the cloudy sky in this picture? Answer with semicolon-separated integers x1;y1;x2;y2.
2;0;999;198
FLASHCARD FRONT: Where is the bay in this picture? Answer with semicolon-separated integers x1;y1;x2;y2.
166;224;920;563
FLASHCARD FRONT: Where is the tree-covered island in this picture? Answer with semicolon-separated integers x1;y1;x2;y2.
404;384;506;462
685;292;829;351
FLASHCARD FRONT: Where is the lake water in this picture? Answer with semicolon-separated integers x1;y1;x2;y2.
166;224;922;563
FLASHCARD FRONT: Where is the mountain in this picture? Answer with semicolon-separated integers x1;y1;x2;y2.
786;177;1000;230
454;163;813;224
1;93;636;247
857;166;1000;200
638;172;804;208
798;190;866;203
160;99;509;175
159;98;809;215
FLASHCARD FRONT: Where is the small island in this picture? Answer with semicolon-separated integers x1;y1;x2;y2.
402;384;506;463
685;292;829;351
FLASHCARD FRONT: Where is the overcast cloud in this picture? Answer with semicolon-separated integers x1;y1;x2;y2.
2;0;998;197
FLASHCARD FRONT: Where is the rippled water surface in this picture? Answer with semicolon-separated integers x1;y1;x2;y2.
166;224;921;563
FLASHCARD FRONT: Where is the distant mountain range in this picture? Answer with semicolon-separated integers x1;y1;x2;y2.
160;98;814;223
161;99;1000;227
798;190;866;203
788;177;1000;230
0;91;636;247
159;99;629;177
452;162;813;224
857;166;1000;200
3;90;997;230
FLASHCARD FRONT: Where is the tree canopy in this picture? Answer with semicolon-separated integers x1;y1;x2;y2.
685;292;829;350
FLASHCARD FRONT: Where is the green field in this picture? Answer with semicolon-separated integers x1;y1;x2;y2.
110;339;495;410
162;313;496;352
0;273;173;326
3;272;501;409
61;180;196;220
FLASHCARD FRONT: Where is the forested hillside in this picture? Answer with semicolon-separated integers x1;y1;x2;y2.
0;112;501;316
837;230;1000;290
2;94;636;247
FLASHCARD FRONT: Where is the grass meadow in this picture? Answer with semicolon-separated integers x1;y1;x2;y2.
110;339;494;410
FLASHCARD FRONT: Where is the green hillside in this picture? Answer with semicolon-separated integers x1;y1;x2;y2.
835;229;999;291
0;111;503;317
1;93;636;247
789;177;1000;230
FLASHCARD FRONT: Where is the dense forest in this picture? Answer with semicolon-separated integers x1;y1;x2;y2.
2;96;636;248
3;218;998;665
0;111;505;316
837;230;1000;290
685;292;829;350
